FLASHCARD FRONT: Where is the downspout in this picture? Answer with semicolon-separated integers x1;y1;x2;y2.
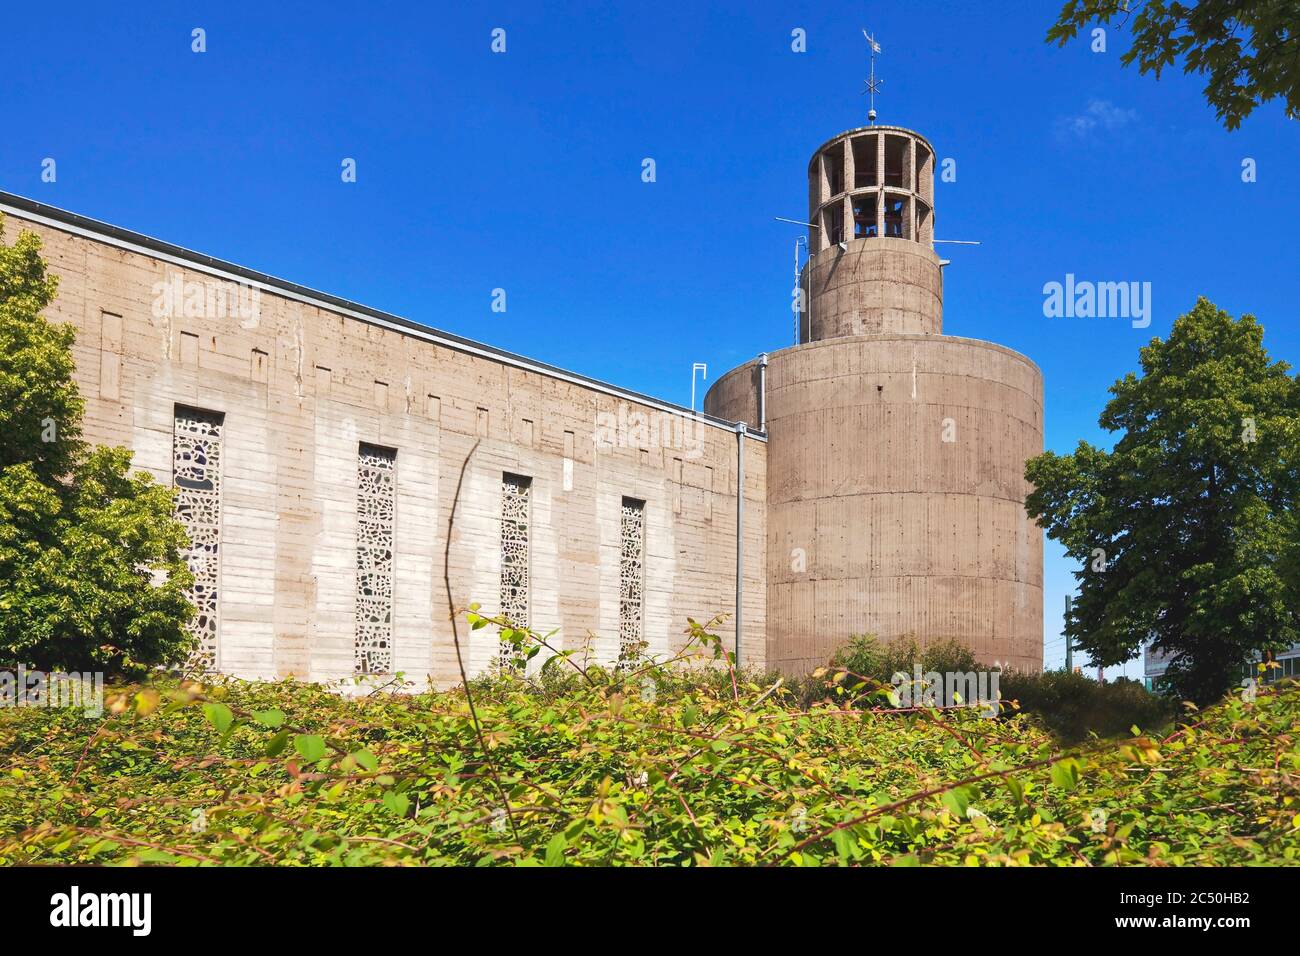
734;421;746;667
757;352;769;433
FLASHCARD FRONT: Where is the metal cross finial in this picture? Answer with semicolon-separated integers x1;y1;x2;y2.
861;29;883;124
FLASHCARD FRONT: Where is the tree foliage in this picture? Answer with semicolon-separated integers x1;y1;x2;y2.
0;216;194;672
1026;298;1300;704
1047;0;1300;129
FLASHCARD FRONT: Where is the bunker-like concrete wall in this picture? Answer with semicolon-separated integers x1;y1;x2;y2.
3;200;766;685
708;334;1042;674
805;238;943;340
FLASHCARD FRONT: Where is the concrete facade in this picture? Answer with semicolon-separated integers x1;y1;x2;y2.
0;194;766;686
707;122;1044;674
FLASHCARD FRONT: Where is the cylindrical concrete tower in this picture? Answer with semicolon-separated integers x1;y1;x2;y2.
805;125;942;340
707;122;1043;674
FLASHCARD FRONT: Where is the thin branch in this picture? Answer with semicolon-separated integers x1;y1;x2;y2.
441;439;520;842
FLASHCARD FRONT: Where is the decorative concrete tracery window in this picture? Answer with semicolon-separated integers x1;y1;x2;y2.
355;444;396;675
499;474;532;667
172;407;225;671
619;497;646;663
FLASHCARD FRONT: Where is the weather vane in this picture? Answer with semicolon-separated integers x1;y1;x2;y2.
861;28;882;124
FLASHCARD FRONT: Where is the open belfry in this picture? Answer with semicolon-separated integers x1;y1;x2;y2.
707;114;1044;674
0;49;1043;682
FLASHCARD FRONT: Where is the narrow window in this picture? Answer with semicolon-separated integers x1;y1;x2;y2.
356;443;396;675
852;135;878;188
916;199;933;245
853;191;878;238
914;142;933;203
179;331;199;366
884;135;908;188
173;406;225;670
499;473;532;667
619;497;646;664
825;147;844;196
884;196;910;239
824;202;845;245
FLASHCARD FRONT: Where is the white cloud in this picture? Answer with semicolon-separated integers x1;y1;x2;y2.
1055;99;1138;140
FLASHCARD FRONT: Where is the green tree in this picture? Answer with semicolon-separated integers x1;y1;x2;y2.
1047;1;1300;129
1026;298;1300;704
0;216;194;672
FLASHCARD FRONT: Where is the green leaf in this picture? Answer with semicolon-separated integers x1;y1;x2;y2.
831;829;855;861
202;702;234;735
544;833;566;866
381;791;410;818
294;734;327;762
1050;758;1082;792
265;729;291;757
941;786;972;818
252;708;285;728
352;749;379;772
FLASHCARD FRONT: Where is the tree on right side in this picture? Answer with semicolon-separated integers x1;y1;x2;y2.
1046;0;1300;129
1026;297;1300;705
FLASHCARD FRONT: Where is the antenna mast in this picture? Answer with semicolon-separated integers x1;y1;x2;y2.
861;29;883;124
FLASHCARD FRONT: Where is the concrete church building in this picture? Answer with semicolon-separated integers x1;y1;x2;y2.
0;117;1042;684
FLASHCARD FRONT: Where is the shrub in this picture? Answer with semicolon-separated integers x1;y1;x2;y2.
1000;670;1177;743
828;634;980;684
1;616;1296;866
815;634;1177;743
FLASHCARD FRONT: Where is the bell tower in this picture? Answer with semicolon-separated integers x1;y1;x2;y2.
804;125;942;340
706;63;1045;675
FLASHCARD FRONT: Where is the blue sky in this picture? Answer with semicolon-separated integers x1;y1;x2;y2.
4;1;1298;677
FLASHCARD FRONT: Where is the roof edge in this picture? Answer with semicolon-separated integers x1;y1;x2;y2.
0;190;765;441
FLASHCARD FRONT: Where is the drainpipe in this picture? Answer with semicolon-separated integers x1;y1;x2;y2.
757;353;769;433
734;421;746;667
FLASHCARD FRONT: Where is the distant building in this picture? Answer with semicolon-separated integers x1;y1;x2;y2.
1144;642;1300;691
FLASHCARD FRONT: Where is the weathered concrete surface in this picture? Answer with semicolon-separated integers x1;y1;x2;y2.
709;335;1042;674
3;204;766;685
806;238;944;339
